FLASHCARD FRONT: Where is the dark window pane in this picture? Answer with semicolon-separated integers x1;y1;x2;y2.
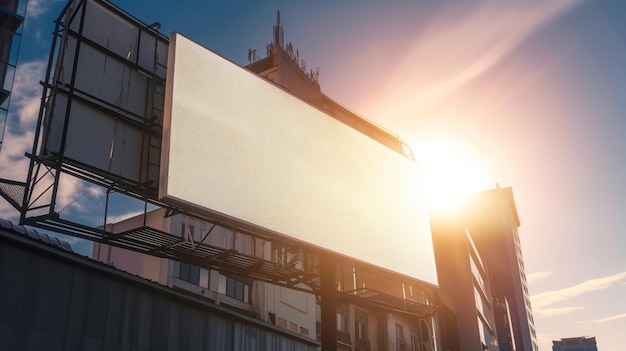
180;263;190;281
235;280;243;300
227;277;235;297
190;265;200;285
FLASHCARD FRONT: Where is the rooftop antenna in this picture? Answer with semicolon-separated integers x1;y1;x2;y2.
273;10;284;49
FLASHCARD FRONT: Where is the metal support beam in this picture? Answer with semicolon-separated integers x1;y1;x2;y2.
320;252;337;351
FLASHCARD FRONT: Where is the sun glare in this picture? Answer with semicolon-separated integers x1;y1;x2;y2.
415;140;489;213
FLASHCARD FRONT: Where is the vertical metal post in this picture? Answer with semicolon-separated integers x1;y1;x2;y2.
20;0;76;223
320;252;337;351
48;0;88;214
103;188;111;230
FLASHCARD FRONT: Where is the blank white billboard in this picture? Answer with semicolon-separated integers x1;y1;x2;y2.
160;33;437;285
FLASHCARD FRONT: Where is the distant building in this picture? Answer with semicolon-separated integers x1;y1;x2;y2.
552;336;598;351
467;187;538;351
0;0;26;151
431;186;538;351
430;216;500;351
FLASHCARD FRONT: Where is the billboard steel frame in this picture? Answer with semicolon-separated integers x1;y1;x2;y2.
6;3;438;350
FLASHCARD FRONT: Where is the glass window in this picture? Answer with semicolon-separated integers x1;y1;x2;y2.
177;223;200;285
355;310;368;340
226;276;235;296
177;262;200;285
337;304;349;332
411;330;420;351
396;323;407;351
477;317;486;346
181;223;195;239
218;274;249;303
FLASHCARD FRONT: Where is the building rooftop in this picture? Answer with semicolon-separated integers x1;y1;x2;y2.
0;218;73;252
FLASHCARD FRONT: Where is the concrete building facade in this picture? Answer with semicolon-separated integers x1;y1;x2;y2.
93;207;439;351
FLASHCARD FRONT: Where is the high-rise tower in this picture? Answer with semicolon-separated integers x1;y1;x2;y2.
467;186;538;351
432;186;538;351
0;0;27;151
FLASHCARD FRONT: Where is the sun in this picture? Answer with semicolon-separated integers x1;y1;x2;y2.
414;140;489;213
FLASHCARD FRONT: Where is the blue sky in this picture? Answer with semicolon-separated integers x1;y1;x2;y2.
1;0;625;349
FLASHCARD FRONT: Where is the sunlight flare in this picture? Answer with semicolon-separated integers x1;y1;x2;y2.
415;139;489;212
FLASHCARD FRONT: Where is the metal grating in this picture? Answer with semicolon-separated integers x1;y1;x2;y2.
343;288;437;317
24;215;320;293
21;214;440;315
0;178;25;211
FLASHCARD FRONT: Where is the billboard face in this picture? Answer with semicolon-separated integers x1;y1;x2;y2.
160;33;437;285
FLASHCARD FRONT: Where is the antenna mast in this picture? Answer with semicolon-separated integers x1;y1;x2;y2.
273;10;284;48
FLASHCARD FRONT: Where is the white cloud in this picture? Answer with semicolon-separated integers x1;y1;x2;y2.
55;178;102;215
589;313;626;324
527;271;553;284
25;0;63;19
0;60;46;220
531;271;626;316
106;209;147;225
0;60;101;222
535;306;584;318
11;65;47;128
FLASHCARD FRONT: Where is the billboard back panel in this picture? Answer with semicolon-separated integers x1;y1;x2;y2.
42;0;167;187
160;33;437;285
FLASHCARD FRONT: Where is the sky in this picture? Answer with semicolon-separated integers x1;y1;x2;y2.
1;0;625;349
